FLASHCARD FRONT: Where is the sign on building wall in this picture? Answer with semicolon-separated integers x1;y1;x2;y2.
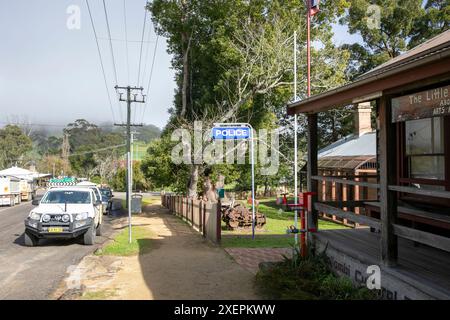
392;84;450;122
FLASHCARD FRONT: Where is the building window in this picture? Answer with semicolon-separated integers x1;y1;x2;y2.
405;117;445;189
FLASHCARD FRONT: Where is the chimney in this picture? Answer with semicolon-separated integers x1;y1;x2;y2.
354;102;372;136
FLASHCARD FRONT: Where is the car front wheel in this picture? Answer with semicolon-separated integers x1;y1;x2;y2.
83;224;96;245
24;232;39;247
96;223;102;236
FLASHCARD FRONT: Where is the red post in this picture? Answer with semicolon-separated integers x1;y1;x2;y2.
307;0;311;98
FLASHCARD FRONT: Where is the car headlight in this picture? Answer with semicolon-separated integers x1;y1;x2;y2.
42;214;51;223
74;221;87;229
74;212;88;221
29;212;41;221
62;214;70;223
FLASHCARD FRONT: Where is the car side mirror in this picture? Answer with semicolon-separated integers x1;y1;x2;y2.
32;199;40;206
95;200;102;206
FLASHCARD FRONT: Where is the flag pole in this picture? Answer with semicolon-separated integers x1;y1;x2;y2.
301;0;312;258
307;1;311;98
293;31;299;249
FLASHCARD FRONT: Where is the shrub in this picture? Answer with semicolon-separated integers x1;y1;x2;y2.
255;247;379;300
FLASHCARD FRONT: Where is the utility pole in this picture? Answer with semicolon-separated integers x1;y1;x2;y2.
114;86;145;244
130;131;139;194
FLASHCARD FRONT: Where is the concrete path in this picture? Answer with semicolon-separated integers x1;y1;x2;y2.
60;205;260;300
225;248;293;275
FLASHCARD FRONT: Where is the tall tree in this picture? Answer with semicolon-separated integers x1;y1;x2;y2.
149;0;350;196
0;125;33;169
409;0;450;48
340;0;423;77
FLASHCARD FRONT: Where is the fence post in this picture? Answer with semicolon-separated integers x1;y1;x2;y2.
216;199;221;243
191;198;195;226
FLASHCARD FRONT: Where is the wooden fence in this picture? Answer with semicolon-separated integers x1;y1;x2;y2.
161;194;221;244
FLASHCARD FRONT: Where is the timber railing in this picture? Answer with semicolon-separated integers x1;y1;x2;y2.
388;186;450;253
161;194;221;244
311;174;450;253
312;174;379;228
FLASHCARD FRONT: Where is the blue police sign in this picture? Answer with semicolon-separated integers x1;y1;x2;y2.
212;127;251;140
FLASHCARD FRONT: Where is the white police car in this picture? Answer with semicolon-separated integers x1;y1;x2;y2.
24;187;103;246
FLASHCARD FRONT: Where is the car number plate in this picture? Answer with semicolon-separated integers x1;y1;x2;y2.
48;227;63;233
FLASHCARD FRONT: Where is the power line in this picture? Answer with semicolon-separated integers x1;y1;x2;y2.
102;0;123;123
102;0;118;86
68;144;126;158
140;34;160;124
97;37;156;44
85;0;117;124
140;16;154;96
136;4;148;88
123;0;130;84
0;121;120;128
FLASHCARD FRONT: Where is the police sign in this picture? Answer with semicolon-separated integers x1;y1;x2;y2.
212;127;251;140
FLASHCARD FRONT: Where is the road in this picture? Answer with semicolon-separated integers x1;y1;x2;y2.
0;199;125;300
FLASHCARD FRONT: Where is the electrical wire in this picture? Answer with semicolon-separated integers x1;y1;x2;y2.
123;0;130;84
85;0;117;124
140;34;159;124
101;0;124;123
68;144;126;158
102;0;118;87
136;3;148;87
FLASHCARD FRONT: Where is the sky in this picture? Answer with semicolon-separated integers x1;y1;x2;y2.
0;1;361;131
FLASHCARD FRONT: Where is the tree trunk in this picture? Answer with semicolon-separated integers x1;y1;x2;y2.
187;164;199;198
264;178;269;197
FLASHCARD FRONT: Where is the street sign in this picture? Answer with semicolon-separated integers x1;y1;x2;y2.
211;127;251;140
211;123;257;240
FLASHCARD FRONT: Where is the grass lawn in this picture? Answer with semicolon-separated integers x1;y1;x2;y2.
96;226;152;256
121;196;160;209
142;196;161;206
81;290;117;300
221;198;349;248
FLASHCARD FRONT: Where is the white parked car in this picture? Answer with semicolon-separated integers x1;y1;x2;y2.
24;187;103;246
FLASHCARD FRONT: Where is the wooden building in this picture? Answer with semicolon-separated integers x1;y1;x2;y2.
288;30;450;299
302;104;378;227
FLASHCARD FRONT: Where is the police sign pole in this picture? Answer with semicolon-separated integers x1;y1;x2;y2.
212;123;257;240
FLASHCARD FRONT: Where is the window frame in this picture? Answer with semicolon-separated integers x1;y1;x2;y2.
398;116;450;191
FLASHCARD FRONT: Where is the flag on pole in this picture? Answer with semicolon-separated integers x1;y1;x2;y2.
310;0;320;16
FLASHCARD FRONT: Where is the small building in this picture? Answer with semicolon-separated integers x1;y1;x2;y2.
288;30;450;299
301;105;378;227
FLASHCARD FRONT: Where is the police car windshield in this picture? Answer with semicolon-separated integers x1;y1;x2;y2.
100;189;111;197
42;191;91;204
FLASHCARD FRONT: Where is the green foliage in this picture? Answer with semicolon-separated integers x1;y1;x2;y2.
340;0;450;78
255;249;379;300
0;125;33;169
341;0;423;59
148;1;353;195
111;165;150;192
63;119;125;179
141;137;191;193
134;125;161;144
96;226;152;256
409;0;450;48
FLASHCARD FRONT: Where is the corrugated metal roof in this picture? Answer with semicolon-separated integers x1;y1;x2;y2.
318;132;376;158
317;156;377;170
